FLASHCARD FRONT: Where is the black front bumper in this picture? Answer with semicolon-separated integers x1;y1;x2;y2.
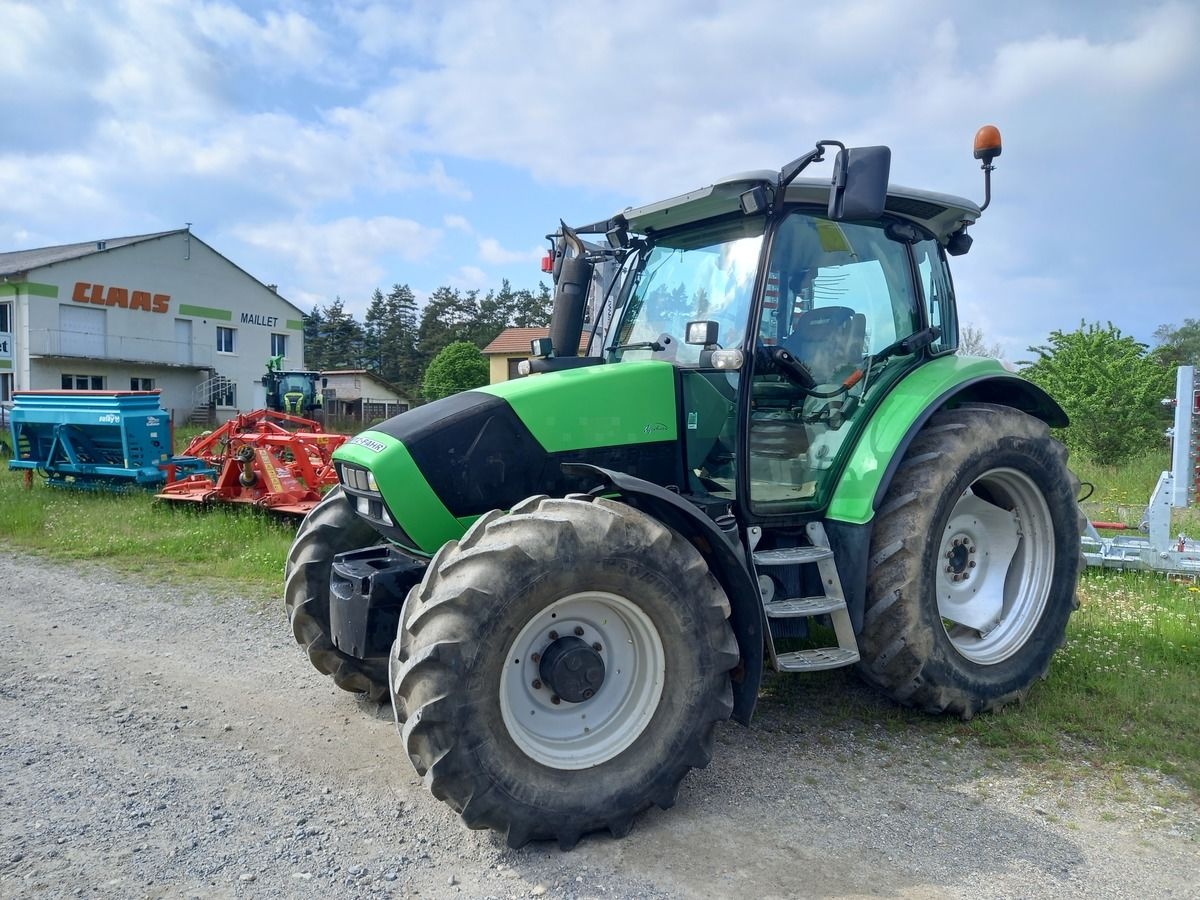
329;546;426;660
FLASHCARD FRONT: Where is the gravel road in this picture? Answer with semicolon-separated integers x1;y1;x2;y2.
1;551;1195;899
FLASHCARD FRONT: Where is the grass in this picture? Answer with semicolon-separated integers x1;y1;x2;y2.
2;437;1198;797
1075;448;1200;532
0;463;296;601
972;571;1199;792
762;570;1200;797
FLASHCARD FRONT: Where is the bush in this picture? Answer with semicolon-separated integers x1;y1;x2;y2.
1021;322;1173;465
422;341;489;401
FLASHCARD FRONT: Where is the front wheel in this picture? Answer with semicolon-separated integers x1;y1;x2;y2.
859;403;1082;718
391;495;738;848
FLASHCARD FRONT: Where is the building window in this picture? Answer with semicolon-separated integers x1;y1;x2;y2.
507;358;526;380
216;326;236;353
62;374;105;390
270;332;287;358
130;377;155;391
1;373;12;403
0;301;11;363
215;383;237;407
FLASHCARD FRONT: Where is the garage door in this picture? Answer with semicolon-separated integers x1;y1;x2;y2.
59;305;106;357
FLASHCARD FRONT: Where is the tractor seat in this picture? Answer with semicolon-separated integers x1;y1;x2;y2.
782;306;866;383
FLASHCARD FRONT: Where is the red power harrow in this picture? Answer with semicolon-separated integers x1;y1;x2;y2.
156;410;347;516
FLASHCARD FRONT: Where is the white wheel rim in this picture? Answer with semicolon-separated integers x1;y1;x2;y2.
499;591;665;770
936;467;1055;665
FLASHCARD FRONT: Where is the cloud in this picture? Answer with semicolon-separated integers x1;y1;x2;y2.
230;215;442;309
478;237;541;265
990;3;1196;102
191;3;328;74
448;265;489;291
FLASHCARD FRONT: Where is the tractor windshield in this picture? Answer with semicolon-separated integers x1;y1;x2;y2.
278;374;312;396
608;217;765;366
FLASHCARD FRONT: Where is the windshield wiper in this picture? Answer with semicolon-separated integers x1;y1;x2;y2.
608;340;664;352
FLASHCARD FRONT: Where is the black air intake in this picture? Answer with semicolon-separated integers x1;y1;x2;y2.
548;255;592;357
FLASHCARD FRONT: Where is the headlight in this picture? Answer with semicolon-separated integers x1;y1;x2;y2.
366;470;378;491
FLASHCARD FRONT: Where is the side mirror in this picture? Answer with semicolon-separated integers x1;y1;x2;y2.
828;146;891;221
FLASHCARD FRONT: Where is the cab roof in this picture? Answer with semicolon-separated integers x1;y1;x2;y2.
620;171;979;243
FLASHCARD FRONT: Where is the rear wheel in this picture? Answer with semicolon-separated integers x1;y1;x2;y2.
285;486;389;700
391;495;738;848
859;404;1082;718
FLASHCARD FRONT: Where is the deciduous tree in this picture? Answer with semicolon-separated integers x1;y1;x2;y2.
958;323;1003;358
1021;322;1173;464
422;341;489;401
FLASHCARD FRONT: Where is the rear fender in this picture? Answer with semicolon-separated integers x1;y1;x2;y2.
828;360;1068;527
825;365;1069;632
562;463;764;726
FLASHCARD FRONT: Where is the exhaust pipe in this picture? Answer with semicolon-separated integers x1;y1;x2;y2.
547;223;592;358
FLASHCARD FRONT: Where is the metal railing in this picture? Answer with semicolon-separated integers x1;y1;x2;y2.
25;329;213;368
193;374;236;408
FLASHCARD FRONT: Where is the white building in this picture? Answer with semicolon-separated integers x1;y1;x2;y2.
0;229;307;423
320;369;412;423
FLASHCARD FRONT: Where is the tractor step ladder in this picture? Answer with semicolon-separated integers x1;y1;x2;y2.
752;522;860;672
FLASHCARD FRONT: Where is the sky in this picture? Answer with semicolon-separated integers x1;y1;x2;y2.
1;0;1196;360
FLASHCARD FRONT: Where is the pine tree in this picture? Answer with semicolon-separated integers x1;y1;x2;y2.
302;305;326;370
418;287;478;360
320;296;365;369
362;288;387;373
384;283;421;399
512;282;552;328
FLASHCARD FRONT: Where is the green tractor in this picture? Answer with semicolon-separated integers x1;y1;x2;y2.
263;356;324;418
286;127;1081;848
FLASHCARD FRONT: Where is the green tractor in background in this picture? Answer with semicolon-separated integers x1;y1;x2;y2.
286;127;1082;848
263;356;324;418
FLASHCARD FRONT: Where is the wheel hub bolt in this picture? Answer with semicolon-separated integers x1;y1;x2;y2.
574;626;585;637
582;689;594;700
531;652;541;663
531;679;542;690
969;546;976;554
945;565;953;573
548;630;558;640
969;560;977;568
592;642;602;652
550;695;561;705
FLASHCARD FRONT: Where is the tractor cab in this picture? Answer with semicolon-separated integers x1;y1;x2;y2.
541;151;978;517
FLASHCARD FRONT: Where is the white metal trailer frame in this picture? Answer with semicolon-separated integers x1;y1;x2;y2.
1082;366;1200;575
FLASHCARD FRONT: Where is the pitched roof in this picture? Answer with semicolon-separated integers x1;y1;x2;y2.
482;327;590;355
0;228;308;318
0;230;184;277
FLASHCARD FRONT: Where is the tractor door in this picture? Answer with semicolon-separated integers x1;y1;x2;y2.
745;212;924;513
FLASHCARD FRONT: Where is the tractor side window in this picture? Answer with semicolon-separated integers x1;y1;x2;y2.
915;239;957;354
748;213;921;511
